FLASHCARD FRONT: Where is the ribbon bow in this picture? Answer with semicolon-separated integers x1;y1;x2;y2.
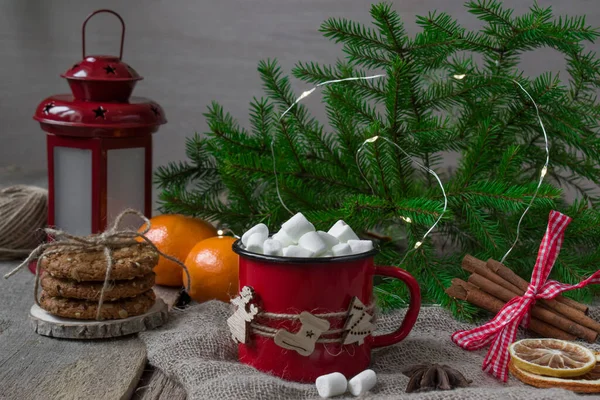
452;210;600;381
4;209;190;320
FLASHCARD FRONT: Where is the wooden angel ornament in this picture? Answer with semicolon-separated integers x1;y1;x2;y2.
227;286;259;344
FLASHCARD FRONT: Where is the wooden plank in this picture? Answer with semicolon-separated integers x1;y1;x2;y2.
0;261;146;400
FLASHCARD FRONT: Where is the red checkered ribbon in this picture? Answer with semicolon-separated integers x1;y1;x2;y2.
452;210;600;382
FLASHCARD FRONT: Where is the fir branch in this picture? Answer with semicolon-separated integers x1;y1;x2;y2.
157;2;600;315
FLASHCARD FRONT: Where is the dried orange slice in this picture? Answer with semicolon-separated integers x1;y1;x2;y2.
509;352;600;393
509;339;596;378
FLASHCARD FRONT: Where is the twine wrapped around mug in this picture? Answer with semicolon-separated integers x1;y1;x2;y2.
228;285;377;347
249;305;377;344
4;209;191;320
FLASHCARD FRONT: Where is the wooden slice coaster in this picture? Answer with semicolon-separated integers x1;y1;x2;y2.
29;297;168;339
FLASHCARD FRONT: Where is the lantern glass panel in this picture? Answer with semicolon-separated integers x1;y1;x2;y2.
107;147;146;228
54;146;92;235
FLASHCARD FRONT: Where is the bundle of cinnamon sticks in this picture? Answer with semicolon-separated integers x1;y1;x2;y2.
446;255;599;342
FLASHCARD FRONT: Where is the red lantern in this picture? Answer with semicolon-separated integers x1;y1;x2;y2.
34;10;165;235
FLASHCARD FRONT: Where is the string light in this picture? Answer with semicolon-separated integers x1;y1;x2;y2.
451;73;550;263
356;135;448;263
272;74;387;215
270;70;548;266
273;74;447;263
216;228;240;239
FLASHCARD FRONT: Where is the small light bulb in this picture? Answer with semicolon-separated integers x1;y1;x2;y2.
453;74;466;80
401;216;412;223
217;229;224;236
540;166;548;178
298;88;316;101
414;241;422;249
365;136;380;143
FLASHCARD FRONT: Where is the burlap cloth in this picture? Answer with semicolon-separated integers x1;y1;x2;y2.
139;302;600;399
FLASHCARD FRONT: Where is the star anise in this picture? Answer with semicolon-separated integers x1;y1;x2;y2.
402;363;472;393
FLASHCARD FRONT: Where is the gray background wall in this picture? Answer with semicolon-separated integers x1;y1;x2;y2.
1;0;598;194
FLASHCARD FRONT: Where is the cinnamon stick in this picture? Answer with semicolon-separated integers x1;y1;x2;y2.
446;279;576;341
486;259;589;314
475;257;600;334
462;255;596;331
468;273;598;343
462;255;523;294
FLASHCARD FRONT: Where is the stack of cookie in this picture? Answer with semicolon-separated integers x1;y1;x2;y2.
38;241;159;320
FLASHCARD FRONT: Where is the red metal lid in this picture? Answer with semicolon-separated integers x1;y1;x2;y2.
61;55;142;82
34;95;166;129
34;9;166;137
60;10;143;101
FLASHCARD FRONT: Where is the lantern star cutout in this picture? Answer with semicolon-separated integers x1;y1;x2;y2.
150;105;160;117
43;102;55;115
103;65;116;75
92;106;107;119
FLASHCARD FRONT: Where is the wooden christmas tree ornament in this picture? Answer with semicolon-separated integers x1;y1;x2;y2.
342;297;374;345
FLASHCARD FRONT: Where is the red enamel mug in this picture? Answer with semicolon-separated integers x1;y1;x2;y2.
232;240;421;383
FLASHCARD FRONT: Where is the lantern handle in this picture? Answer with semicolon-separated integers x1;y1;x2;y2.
82;9;126;60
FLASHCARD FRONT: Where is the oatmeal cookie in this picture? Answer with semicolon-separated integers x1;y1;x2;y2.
41;273;155;301
40;242;158;281
39;290;156;320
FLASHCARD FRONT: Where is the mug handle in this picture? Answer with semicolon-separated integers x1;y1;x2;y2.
371;266;421;348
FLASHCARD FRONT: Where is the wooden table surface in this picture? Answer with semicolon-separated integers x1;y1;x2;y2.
0;259;186;400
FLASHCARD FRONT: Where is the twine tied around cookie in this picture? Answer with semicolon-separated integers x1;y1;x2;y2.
4;209;191;320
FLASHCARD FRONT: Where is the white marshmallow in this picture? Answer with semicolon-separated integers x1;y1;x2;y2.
327;220;347;234
348;369;377;396
317;231;339;249
283;245;314;258
272;229;295;247
319;251;334;258
331;243;352;257
246;232;265;254
328;224;359;243
281;212;315;242
315;372;348;398
241;223;268;246
298;231;328;256
347;239;374;254
263;238;283;256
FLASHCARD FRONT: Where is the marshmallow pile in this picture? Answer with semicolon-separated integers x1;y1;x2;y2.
240;213;374;257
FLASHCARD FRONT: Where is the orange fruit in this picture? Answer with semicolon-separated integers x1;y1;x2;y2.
140;214;217;286
184;236;239;303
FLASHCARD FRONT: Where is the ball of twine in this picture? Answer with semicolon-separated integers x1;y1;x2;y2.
0;185;48;260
